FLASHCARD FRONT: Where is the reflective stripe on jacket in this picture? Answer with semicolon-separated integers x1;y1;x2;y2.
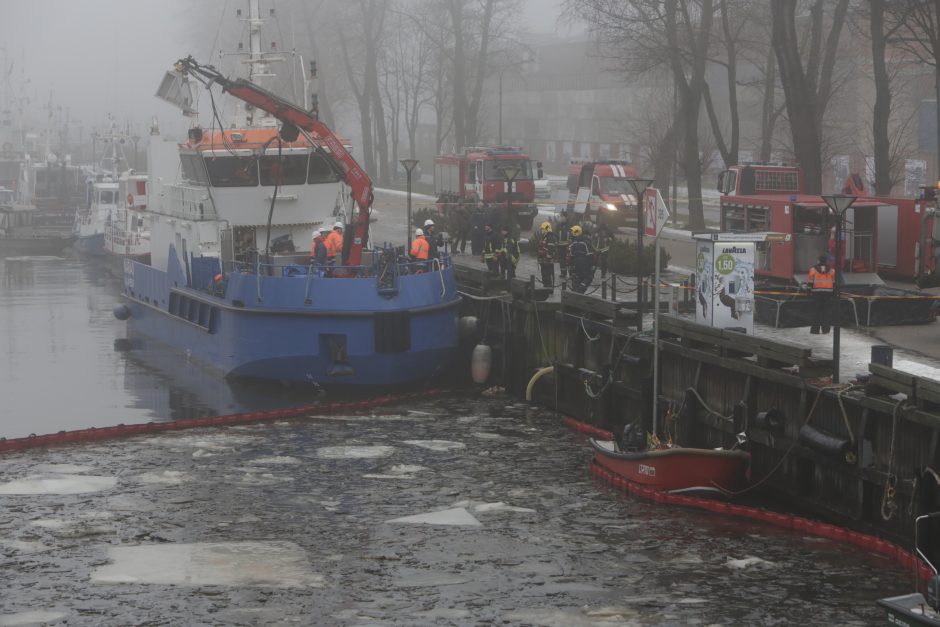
808;266;835;291
410;235;429;260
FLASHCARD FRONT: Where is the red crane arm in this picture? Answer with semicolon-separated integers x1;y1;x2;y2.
175;57;374;265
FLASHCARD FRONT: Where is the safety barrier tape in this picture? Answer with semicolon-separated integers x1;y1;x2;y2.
0;389;449;454
563;415;932;584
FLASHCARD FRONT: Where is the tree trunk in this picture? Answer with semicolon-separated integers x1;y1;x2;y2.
449;0;467;150
772;0;823;193
871;0;893;195
339;34;375;177
465;0;496;146
759;43;776;163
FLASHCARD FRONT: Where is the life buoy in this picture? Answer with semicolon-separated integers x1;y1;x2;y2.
127;193;134;206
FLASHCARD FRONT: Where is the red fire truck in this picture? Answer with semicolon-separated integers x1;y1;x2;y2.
566;159;639;227
433;146;539;229
839;175;940;285
717;164;940;284
717;164;881;282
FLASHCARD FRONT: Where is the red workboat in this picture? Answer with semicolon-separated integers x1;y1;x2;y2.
590;439;751;497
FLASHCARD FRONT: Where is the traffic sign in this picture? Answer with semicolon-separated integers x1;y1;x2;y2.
644;187;670;238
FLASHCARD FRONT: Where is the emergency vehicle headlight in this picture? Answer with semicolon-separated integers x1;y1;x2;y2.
605;203;617;211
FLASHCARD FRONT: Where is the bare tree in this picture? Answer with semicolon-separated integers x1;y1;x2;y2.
888;0;940;182
338;0;389;183
562;0;714;230
771;0;851;194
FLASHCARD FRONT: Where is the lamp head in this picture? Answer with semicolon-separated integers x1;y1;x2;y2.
821;193;857;215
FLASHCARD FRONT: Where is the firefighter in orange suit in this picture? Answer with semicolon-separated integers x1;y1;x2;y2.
325;222;344;265
805;254;836;334
410;227;429;262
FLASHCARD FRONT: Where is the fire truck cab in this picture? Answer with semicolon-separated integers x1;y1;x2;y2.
717;164;881;283
434;146;538;229
566;159;639;227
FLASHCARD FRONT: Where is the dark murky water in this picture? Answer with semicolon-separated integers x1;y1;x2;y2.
0;245;911;625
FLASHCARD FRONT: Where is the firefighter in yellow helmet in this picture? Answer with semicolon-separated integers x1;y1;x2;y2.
537;221;556;288
567;223;595;293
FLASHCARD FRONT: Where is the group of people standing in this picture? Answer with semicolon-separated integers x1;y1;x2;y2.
536;212;613;294
310;222;346;267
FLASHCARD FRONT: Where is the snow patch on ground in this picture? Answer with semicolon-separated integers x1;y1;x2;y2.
386;507;482;527
91;541;323;587
0;474;116;495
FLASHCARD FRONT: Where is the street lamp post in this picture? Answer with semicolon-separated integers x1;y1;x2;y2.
501;165;521;232
821;193;857;384
400;158;419;250
626;178;654;331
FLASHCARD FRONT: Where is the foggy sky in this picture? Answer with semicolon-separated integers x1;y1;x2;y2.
0;0;565;149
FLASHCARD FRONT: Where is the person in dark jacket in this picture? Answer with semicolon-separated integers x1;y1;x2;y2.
481;223;501;275
567;224;595;293
452;201;471;254
593;220;613;278
423;219;442;259
537;221;556;288
498;224;520;280
470;200;487;255
310;227;329;266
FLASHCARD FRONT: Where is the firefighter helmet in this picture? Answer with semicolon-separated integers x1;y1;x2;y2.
540;221;552;233
571;225;583;237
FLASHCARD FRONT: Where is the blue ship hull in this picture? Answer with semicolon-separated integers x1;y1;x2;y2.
120;249;462;386
75;232;106;256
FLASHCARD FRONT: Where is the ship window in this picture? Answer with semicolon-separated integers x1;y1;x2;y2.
98;190;116;204
260;154;308;186
205;156;258;187
180;154;209;184
308;153;340;184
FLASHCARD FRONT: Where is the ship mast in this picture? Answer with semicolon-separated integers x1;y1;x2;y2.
239;0;283;128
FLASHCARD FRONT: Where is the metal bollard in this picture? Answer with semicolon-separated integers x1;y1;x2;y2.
611;274;617;301
529;274;536;301
602;279;607;300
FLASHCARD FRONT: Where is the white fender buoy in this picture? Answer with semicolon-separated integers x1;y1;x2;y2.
471;344;492;384
459;316;479;341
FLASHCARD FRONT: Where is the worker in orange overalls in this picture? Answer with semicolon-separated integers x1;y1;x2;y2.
325;222;344;265
806;254;836;334
410;227;429;263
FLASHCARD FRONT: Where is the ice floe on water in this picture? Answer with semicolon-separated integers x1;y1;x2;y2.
363;464;428;479
0;611;69;626
31;463;93;474
725;555;776;569
401;439;465;451
248;456;302;465
0;474;116;495
391;569;472;588
452;499;536;514
0;539;50;554
135;470;188;485
316;445;394;459
471;432;505;440
385;507;482;527
91;541;323;587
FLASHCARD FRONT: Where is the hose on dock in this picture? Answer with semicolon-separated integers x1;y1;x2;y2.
525;366;554;402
